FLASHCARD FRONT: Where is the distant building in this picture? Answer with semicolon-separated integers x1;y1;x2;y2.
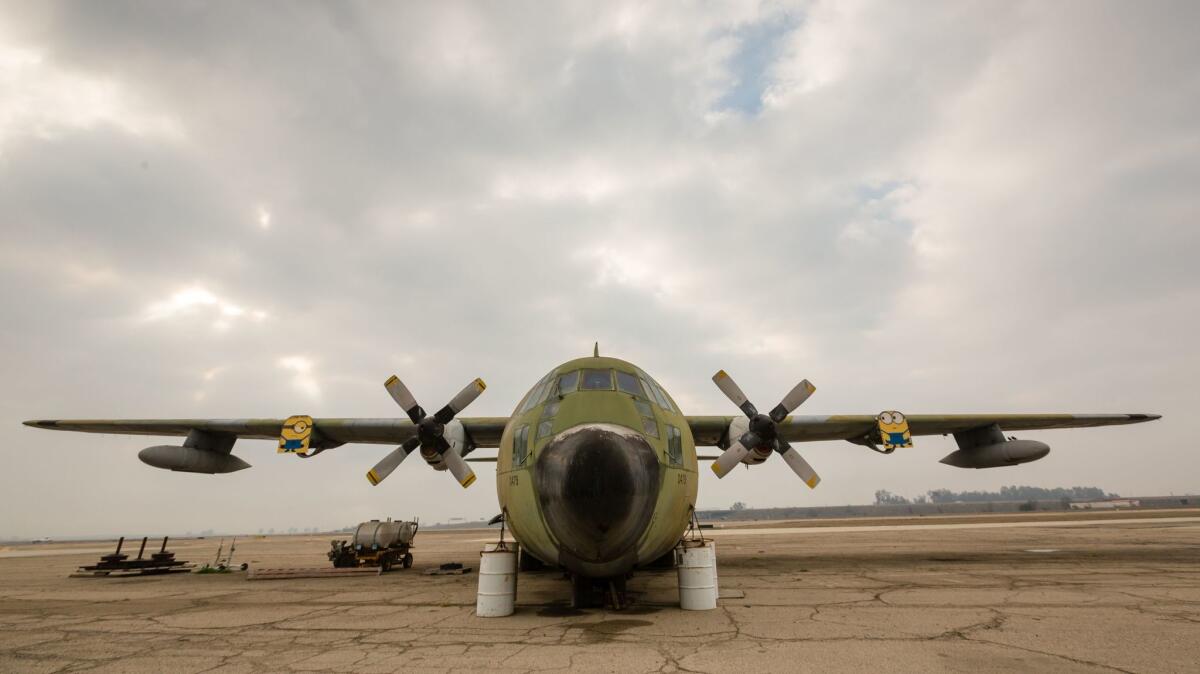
1070;498;1140;510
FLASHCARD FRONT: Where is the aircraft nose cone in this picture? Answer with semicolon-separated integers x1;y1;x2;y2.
535;423;661;567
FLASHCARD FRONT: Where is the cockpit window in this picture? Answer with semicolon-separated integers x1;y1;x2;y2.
512;425;529;468
642;416;660;438
633;399;653;418
639;375;672;412
615;370;642;396
557;371;578;396
580;369;613;390
666;425;682;465
519;372;555;413
649;380;674;412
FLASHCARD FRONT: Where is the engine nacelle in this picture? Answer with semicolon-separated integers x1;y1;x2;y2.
725;416;772;466
138;445;251;474
940;439;1050;469
420;419;469;471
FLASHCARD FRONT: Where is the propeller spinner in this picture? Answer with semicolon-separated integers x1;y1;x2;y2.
366;376;486;488
710;370;821;488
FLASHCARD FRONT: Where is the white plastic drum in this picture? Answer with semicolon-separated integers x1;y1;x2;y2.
677;541;718;610
476;543;518;617
710;541;719;599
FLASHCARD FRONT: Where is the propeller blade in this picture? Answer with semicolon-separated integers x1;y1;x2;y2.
366;436;420;486
711;439;751;478
433;378;487;424
777;441;820;489
712;370;758;417
384;376;425;423
769;379;816;422
441;448;477;488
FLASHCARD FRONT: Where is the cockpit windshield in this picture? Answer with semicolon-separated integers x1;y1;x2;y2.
580;369;613;390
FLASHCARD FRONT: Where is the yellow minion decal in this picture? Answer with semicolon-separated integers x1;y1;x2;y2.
877;411;912;450
278;415;314;456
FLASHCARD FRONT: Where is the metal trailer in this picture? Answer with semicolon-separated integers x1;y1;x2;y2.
73;536;192;577
328;518;419;572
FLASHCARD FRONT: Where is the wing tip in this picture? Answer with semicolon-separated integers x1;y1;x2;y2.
23;420;56;428
1129;414;1162;422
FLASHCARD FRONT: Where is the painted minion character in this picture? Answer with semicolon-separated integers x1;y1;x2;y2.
278;415;314;455
877;411;912;450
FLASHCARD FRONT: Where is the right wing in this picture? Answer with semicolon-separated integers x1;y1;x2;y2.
23;417;510;447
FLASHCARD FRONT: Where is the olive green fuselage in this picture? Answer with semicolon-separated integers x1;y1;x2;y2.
495;356;698;579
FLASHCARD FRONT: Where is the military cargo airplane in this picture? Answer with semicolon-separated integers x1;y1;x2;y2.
25;348;1159;606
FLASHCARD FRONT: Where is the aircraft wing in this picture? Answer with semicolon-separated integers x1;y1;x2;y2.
22;417;511;447
685;413;1161;446
27;413;1159;448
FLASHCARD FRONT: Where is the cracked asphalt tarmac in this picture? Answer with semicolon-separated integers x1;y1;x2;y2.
1;510;1197;673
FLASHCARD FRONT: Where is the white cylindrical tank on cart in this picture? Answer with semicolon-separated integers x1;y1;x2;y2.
476;543;519;617
677;540;718;610
353;519;416;550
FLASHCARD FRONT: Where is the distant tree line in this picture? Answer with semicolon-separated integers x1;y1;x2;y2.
874;485;1117;505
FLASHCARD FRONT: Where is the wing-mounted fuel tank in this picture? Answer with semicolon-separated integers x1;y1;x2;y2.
138;429;250;474
940;423;1050;469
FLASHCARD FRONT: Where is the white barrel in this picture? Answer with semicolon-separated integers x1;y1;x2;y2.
476;543;518;617
677;541;717;610
709;541;719;600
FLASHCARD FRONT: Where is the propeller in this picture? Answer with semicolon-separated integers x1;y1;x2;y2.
366;376;487;488
710;370;821;488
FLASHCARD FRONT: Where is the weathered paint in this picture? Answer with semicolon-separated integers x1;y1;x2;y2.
496;356;697;579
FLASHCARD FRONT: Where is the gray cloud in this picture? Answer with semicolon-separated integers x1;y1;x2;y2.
2;1;1196;538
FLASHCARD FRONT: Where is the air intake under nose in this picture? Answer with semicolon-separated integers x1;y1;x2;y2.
534;423;661;565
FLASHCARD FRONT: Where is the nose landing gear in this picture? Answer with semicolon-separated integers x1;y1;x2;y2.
571;574;628;610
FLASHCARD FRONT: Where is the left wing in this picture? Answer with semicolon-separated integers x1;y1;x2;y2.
22;417;510;447
686;413;1161;446
687;412;1160;487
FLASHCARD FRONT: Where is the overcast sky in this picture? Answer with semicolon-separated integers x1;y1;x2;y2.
2;1;1197;539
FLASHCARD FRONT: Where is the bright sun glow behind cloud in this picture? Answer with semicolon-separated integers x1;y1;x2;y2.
0;36;184;151
143;286;267;330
